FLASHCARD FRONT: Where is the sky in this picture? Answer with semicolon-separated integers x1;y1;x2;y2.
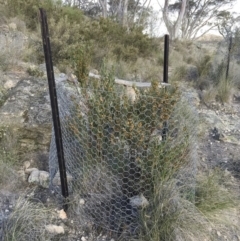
147;0;240;37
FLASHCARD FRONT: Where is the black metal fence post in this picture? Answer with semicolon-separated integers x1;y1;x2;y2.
162;34;169;141
226;35;232;80
163;34;169;84
39;8;69;211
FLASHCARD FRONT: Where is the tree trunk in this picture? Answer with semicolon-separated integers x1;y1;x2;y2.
99;0;108;18
122;0;129;27
163;0;187;40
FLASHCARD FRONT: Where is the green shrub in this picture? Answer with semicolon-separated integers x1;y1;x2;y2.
71;45;91;87
6;0;58;29
6;0;157;73
196;54;212;78
172;65;187;81
0;52;10;72
26;66;44;77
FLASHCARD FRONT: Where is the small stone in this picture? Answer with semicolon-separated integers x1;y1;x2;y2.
28;169;40;184
81;237;87;241
67;73;78;84
28;169;49;188
23;161;31;170
38;171;49;188
5;209;9;213
9;22;17;31
4;80;16;89
130;194;149;208
58;209;67;220
91;69;99;75
79;199;85;205
45;224;64;234
217;231;221;237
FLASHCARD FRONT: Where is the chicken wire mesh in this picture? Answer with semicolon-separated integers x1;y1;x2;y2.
49;76;198;237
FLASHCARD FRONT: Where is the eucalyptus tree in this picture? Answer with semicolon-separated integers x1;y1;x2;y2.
162;0;236;40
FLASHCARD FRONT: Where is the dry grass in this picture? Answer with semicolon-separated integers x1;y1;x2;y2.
216;77;234;103
0;127;21;191
195;169;237;214
201;86;217;104
0;32;28;72
2;196;56;241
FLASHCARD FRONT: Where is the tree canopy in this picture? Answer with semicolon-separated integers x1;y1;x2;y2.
162;0;236;40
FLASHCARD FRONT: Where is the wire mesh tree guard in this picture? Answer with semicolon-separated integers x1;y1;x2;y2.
39;8;198;239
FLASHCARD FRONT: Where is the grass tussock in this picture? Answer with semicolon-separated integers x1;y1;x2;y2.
216;77;234;103
195;169;237;214
139;181;210;241
2;197;56;241
137;168;239;241
201;86;217;104
0;127;20;190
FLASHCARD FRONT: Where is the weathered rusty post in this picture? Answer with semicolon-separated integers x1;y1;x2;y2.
39;8;69;211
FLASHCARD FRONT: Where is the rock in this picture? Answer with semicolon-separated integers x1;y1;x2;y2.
0;73;69;160
234;91;240;102
210;127;223;141
79;199;85;205
130;194;149;208
81;237;87;241
3;79;16;90
52;171;73;186
45;224;65;234
8;23;17;31
28;169;49;188
58;209;67;220
39;171;50;188
28;169;40;184
0;77;52;158
23;160;31;170
125;86;136;102
67;73;78;84
90;69;99;75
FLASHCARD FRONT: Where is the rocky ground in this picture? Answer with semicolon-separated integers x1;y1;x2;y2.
1;69;240;241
